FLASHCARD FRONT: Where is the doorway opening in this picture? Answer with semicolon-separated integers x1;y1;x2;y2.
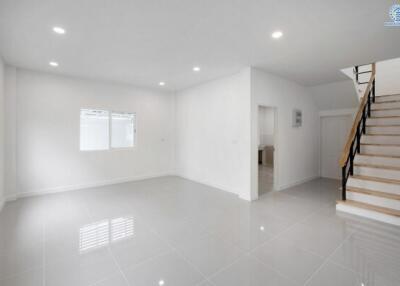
257;106;276;196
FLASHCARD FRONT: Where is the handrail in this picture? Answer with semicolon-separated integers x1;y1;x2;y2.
339;63;376;167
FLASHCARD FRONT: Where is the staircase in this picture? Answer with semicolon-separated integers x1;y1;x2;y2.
336;63;400;225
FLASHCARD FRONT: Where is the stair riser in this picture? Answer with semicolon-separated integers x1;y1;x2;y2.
372;101;400;109
354;166;400;181
347;178;400;195
336;203;400;226
354;155;400;167
367;117;400;125
375;95;400;102
372;110;400;117
362;135;400;144
361;145;400;156
366;126;400;135
347;192;400;210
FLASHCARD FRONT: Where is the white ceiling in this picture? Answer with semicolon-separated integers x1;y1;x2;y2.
0;0;399;90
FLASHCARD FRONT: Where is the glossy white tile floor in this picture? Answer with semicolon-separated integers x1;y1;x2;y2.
258;165;274;195
1;176;400;286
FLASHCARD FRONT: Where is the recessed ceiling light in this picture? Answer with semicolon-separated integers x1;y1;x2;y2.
193;66;201;72
53;26;66;34
159;81;165;86
271;31;283;39
49;61;59;67
158;280;165;286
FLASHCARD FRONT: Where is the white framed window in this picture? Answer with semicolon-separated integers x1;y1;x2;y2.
80;109;110;151
80;109;136;151
111;112;135;148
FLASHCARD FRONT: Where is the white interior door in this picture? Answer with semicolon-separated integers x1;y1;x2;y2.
320;115;352;179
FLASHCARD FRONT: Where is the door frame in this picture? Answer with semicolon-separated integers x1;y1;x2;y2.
319;109;355;179
254;105;278;198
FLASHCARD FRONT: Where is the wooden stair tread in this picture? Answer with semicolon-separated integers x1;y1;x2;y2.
337;200;400;217
366;124;400;127
371;107;400;111
354;163;400;171
373;100;400;104
358;153;400;159
369;115;400;118
347;187;400;200
361;143;400;147
351;175;400;185
377;94;400;98
366;133;400;136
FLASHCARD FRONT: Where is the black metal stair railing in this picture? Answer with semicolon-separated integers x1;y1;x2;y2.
339;63;376;201
354;64;374;85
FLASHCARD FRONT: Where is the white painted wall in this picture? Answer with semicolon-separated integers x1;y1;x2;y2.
258;106;274;146
0;57;5;210
376;58;400;96
320;114;352;179
4;66;17;200
175;69;252;200
251;68;320;200
341;57;400;99
1;65;322;203
310;80;358;111
6;68;175;198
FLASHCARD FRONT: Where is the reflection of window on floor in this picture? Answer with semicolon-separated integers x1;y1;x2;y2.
79;216;134;253
111;217;135;242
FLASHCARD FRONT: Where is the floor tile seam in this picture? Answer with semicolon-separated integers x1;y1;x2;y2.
143;212;245;286
248;252;302;285
326;258;374;281
106;246;131;286
288;230;358;264
354;228;400;249
226;228;306;284
351;225;400;242
83;196;132;286
249;211;323;254
297;219;360;234
329;248;400;285
0;235;44;253
147;227;214;285
118;207;212;285
113;248;176;277
216;230;276;254
0;220;46;282
286;201;350;229
43;223;46;286
0;263;44;282
248;218;357;285
195;280;216;286
277;192;333;208
302;228;356;286
343;228;400;261
198;252;245;285
329;257;400;285
88;274;118;286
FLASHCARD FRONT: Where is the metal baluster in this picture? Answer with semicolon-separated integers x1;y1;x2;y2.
372;79;376;103
342;166;346;201
355;66;359;84
362;107;366;134
349;141;354;176
356;122;361;153
367;91;371;117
